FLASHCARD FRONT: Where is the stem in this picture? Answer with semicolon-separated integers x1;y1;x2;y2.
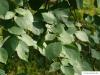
66;0;77;22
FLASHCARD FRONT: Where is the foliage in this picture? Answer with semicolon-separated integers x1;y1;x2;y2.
0;0;100;75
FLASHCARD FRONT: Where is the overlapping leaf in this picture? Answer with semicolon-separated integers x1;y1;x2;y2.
91;49;100;60
45;42;62;60
14;8;34;33
0;69;6;75
49;62;61;72
75;31;89;42
42;12;57;24
61;66;74;75
0;0;9;16
8;26;26;35
5;11;15;20
0;48;8;64
16;40;29;61
58;30;74;44
17;34;37;48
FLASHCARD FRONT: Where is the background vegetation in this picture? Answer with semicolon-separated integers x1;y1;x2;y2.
0;0;100;75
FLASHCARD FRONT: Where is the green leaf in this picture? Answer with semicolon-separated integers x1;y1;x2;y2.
42;12;57;24
67;24;77;34
62;45;80;62
3;36;19;54
58;30;74;45
32;22;44;35
0;0;9;15
97;0;100;8
0;36;10;48
8;26;26;35
53;24;64;34
5;11;15;20
16;40;29;61
85;16;94;23
45;32;56;41
0;36;3;45
38;42;47;56
46;23;64;34
90;31;99;44
96;8;100;15
0;27;3;36
61;66;74;75
91;49;100;60
62;45;92;74
45;42;62;60
8;36;19;50
75;43;82;51
83;0;94;8
15;0;23;6
0;48;8;64
14;8;34;32
76;0;83;9
0;69;6;75
49;62;61;72
15;8;28;16
75;31;89;42
61;58;69;66
73;60;92;75
53;8;69;22
17;34;37;47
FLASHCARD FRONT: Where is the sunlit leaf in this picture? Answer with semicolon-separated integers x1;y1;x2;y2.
42;12;57;24
61;65;74;75
8;26;26;35
75;31;89;42
14;8;34;32
49;62;61;72
62;45;80;62
61;58;69;66
15;8;28;16
73;60;92;75
18;34;37;48
46;23;64;34
58;30;74;44
0;48;8;64
45;32;56;41
16;40;29;61
5;11;15;20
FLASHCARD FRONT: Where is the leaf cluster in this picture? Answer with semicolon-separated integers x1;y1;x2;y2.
0;0;100;75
